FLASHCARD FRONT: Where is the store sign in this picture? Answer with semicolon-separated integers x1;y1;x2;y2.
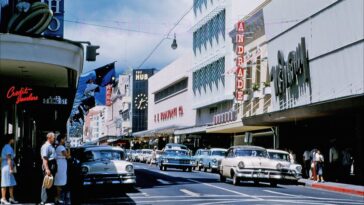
41;0;64;38
135;70;149;81
213;110;237;125
6;86;39;104
235;20;245;101
154;106;184;122
271;37;310;96
43;96;67;105
106;85;112;106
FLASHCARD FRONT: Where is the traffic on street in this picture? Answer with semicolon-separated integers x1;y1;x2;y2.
81;162;363;205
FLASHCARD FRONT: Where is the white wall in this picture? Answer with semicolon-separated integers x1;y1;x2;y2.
148;54;196;130
264;0;364;111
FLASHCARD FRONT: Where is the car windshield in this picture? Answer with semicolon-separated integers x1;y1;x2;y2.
211;150;226;156
83;150;125;162
164;150;188;156
268;152;290;162
201;150;209;156
235;149;268;157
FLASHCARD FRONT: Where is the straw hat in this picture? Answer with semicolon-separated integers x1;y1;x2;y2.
43;175;53;189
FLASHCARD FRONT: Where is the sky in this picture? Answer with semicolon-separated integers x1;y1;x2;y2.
64;0;193;74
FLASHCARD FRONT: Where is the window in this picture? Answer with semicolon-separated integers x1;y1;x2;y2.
154;78;188;102
255;56;261;84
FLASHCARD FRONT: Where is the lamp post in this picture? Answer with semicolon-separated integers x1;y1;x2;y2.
137;33;178;69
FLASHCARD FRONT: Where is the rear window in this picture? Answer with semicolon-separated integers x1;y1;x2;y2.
82;150;125;162
212;151;226;156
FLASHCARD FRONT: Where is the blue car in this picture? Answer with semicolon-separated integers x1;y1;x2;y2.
158;149;194;172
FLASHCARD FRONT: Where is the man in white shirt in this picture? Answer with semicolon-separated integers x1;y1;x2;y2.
40;132;57;205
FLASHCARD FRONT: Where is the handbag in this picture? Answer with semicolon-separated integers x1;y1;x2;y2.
43;175;54;189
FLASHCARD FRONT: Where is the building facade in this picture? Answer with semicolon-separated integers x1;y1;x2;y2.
243;0;364;183
134;54;196;149
83;106;107;144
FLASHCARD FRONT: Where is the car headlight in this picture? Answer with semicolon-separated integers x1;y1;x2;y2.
81;166;89;174
238;161;245;169
126;165;134;172
164;159;168;163
276;163;283;170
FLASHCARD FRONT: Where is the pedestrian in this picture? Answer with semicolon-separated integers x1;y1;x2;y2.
150;146;157;166
341;148;352;181
310;148;317;181
1;134;18;204
54;134;70;204
315;149;325;183
302;149;311;178
329;143;339;181
288;149;296;164
40;132;57;205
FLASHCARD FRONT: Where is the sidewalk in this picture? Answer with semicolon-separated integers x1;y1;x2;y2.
299;178;364;197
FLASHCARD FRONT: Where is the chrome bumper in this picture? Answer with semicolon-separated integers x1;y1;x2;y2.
82;173;136;186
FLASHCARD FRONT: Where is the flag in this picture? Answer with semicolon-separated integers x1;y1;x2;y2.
95;62;116;87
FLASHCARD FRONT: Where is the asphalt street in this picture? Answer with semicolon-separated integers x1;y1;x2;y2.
82;162;364;205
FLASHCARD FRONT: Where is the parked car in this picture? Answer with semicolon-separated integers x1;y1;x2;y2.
158;149;194;172
201;148;227;172
139;149;153;163
219;146;289;186
133;149;142;162
192;149;210;171
267;149;302;182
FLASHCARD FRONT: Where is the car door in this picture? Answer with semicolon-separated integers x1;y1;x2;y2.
222;148;234;176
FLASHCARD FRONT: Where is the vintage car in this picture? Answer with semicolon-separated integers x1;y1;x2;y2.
201;148;227;172
158;149;194;172
192;148;209;171
164;143;189;150
219;146;290;186
139;149;153;163
71;145;136;188
267;149;302;181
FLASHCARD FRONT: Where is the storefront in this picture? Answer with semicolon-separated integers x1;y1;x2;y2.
0;33;84;201
243;0;364;184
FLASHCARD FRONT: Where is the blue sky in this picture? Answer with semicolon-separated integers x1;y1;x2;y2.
64;0;192;74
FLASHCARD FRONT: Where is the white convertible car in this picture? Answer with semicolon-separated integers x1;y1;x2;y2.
267;149;302;182
219;146;290;186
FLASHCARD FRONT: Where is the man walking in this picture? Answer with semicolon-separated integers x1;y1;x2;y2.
40;132;57;205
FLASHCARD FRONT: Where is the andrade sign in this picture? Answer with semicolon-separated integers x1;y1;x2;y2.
235;20;245;101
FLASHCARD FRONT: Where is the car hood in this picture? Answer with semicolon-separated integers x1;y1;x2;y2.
163;155;191;160
83;160;133;174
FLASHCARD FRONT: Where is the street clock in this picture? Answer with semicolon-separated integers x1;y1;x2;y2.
134;93;148;110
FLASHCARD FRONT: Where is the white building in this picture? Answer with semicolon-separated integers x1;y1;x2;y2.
242;0;364;182
83;106;107;143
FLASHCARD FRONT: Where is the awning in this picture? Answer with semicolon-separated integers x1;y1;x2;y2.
206;121;271;134
243;94;364;126
174;125;208;135
133;125;184;138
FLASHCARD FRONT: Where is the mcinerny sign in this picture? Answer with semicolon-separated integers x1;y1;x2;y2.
270;37;310;97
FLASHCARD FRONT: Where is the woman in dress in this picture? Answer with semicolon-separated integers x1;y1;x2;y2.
54;135;70;203
1;134;18;204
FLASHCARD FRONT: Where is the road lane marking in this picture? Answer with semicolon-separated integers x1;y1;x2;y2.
157;179;172;185
263;190;300;197
186;178;263;201
180;189;201;197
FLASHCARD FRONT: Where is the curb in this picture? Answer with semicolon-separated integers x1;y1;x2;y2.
301;180;364;197
311;183;364;196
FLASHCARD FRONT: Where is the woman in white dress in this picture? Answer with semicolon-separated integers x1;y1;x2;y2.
54;135;70;203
